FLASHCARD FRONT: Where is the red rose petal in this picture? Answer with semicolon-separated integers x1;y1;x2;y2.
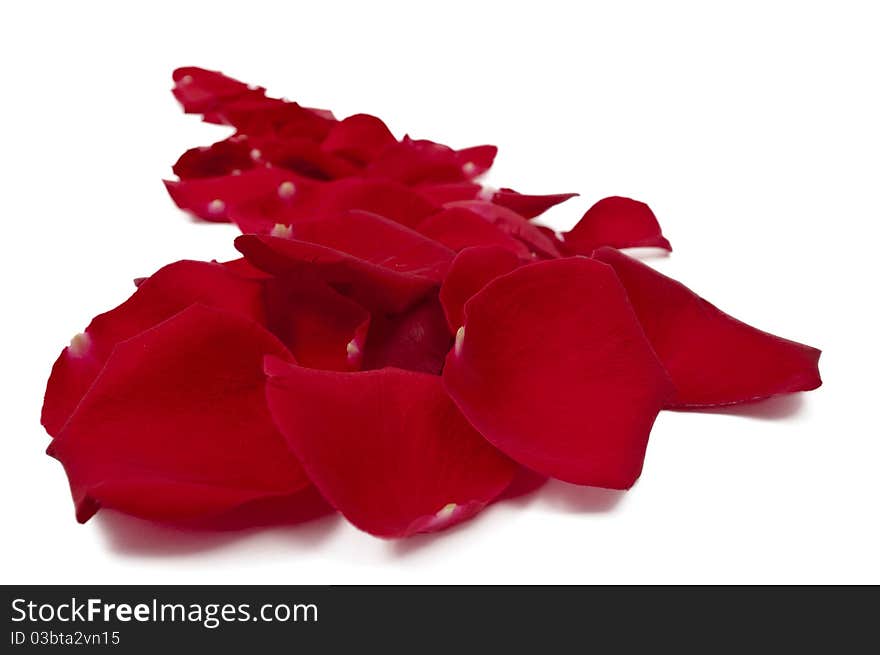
219;256;272;280
181;486;333;530
252;136;359;180
228;176;439;233
497;467;548;501
164;167;293;223
320;113;397;165
368;137;496;185
172;68;336;136
288;209;454;280
264;276;370;371
446;200;562;258
172;66;264;117
48;305;310;524
415;182;482;205
214;96;336;140
414;184;577;221
533;224;569;254
415;206;532;257
443;257;673;488
592;247;822;407
455;145;497;178
564;196;672;253
264;359;516;537
236;234;439;313
172;139;257;180
362;294;451;375
41;260;266;437
491;188;579;219
175;135;358;182
439;245;521;331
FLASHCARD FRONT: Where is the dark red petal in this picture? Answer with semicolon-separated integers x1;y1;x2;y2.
439;246;521;331
443;257;673;489
592;247;822;407
497;467;548;501
264;276;370;371
41;260;266;437
228;176;438;233
215;97;336;140
264;359;516;537
180;486;333;530
253;136;359;180
172;66;264;116
446;200;562;258
172;139;257;180
235;234;438;313
533;224;569;255
367;137;496;185
415;206;532;257
362;294;451;375
48;305;310;524
491;188;579;219
416;184;576;219
288;210;454;280
320;113;396;165
564;196;672;253
164;167;293;223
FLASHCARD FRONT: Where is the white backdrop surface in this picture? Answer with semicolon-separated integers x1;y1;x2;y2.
1;1;877;584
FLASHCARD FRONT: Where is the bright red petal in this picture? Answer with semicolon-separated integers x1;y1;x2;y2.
320;113;396;165
446;200;562;258
593;247;822;407
219;256;272;280
492;188;578;219
439;246;521;331
172;66;264;117
455;145;497;178
164;167;293;223
415;182;482;205
264;359;516;537
48;305;310;524
288;210;454;279
228;176;438;233
215;97;336;140
41;260;266;437
367;137;496;185
416;206;532;257
236;234;439;313
443;257;673;488
564;196;672;253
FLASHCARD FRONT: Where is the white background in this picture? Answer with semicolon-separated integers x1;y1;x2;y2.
2;1;877;584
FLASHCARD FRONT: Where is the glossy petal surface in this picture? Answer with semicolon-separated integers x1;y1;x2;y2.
49;306;309;524
42;260;265;437
416;206;531;257
443;257;673;488
264;359;516;537
564;196;672;253
593;247;822;406
236;234;439;313
439;246;521;331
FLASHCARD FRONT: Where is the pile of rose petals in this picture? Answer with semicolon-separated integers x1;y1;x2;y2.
41;67;822;539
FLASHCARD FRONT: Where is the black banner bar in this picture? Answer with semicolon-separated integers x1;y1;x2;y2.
2;585;875;652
